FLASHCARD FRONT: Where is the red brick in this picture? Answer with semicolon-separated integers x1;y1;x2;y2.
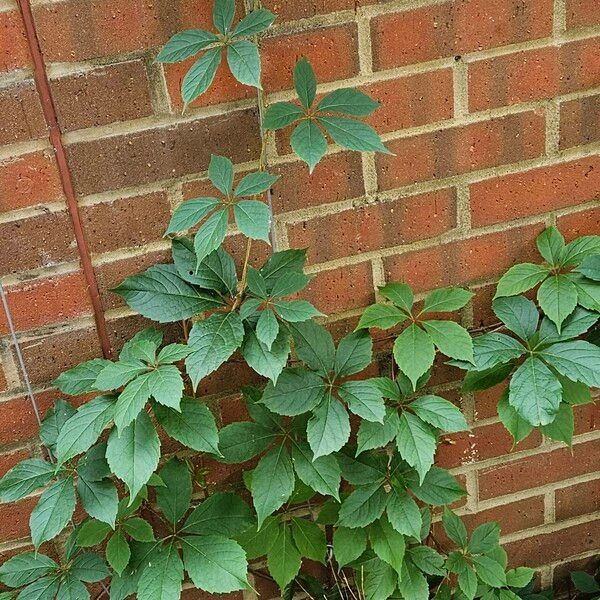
0;10;30;72
0;448;31;478
504;519;600;568
468;38;600;111
81;192;171;254
556;478;600;520
560;94;600;149
0;272;93;334
566;0;600;29
300;262;374;315
371;0;553;71
557;206;600;240
474;384;507;421
0;81;46;146
553;556;600;596
0;151;64;212
0;364;7;393
51;61;154;132
363;70;454;134
33;0;221;62
0;211;78;276
262;0;386;22
471;283;499;331
383;223;544;293
478;438;600;500
0;497;38;541
66;109;260;196
288;189;457;264
470;157;600;227
105;315;181;357
181;588;243;600
377;111;545;190
574;402;600;436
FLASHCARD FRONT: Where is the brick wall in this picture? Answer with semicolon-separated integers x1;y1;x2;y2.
0;0;599;595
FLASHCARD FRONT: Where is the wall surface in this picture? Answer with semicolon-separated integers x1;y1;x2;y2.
0;0;599;596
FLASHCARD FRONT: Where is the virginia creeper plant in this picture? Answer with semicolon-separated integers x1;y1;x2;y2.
1;1;599;599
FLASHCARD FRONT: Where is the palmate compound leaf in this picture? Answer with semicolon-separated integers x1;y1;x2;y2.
227;40;261;87
334;330;373;377
370;516;406;577
231;8;275;37
393;323;435;390
182;47;222;105
137;542;183;600
290;119;327;173
319;116;391;154
54;359;110;396
307;393;351;459
397;412;437;483
291;440;341;500
0;459;55;503
537;274;578;331
333;526;367;567
338;380;385;423
261;367;326;415
156;29;219;63
182;492;254;538
317;88;380;116
156;458;192;525
0;552;58;588
267;523;301;590
422;319;474;363
30;477;76;548
492;295;539;342
165;197;221;236
494;263;550;298
337;482;388;528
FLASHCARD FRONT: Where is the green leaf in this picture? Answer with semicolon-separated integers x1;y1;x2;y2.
235;516;279;560
182;535;248;593
356;303;406;330
536;226;564;265
290;119;327;173
537;275;578;331
0;553;57;588
119;329;162;361
154;396;220;455
183;492;254;537
114;372;152;431
267;523;301;589
147;365;184;410
411;466;465;506
397;559;429;600
468;522;500;554
0;459;54;503
462;363;515;392
234;200;271;241
393;324;435;390
252;445;295;527
506;567;535;589
362;559;397;600
255;309;279;350
261;367;326;416
338;380;385;423
261;248;307;284
495;263;550;297
386;487;422;539
57;576;90;600
18;576;60;600
186;312;245;389
232;8;275;37
471;333;526;371
410;395;468;433
307;394;351;458
423;319;474;363
241;325;290;383
423;287;474;313
54;359;109;395
291;440;341;500
273;299;322;322
337;483;387;528
578;254;600;280
570;571;600;593
227;40;261;87
492;296;539;342
356;407;400;454
165;197;220;235
107;531;130;576
335;330;372;376
137;542;183;600
213;0;235;33
509;356;562;426
156;459;191;525
409;546;446;576
380;282;413;312
560;235;600;266
337;450;386;485
472;555;507;588
219;421;278;463
291;517;326;563
459;566;478;600
56;396;114;464
106;411;160;500
442;507;467;547
235;171;279;197
263;102;304;130
30;477;76;548
76;519;111;547
247;266;268;297
497;390;533;444
208;154;234;195
194;207;229;265
123;518;155;542
289;320;335;376
317;88;379;116
572;273;600;311
182;47;222;104
114;264;221;323
370;517;405;576
538;306;599;345
560;376;592;406
157;29;219;63
539;340;600;387
293;57;316;108
540;401;574;446
320;116;390;154
157;344;191;364
333;526;367;567
95;360;148;392
77;477;118;528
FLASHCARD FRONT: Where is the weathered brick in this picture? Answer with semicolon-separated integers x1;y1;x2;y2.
566;0;600;29
383;223;544;293
377;111;545;190
474;384;507;421
371;0;553;71
478;438;600;500
288;189;457;264
66;109;260;196
0;80;46;145
0;363;7;393
0;497;38;541
0;10;30;72
574;402;600;436
50;61;154;132
470;157;600;227
0;151;63;212
557;206;600;239
81;192;171;254
468;38;600;111
560;94;600;149
0;272;93;334
504;519;600;568
262;0;385;22
556;478;600;521
0;211;78;276
105;314;181;356
0;448;31;478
